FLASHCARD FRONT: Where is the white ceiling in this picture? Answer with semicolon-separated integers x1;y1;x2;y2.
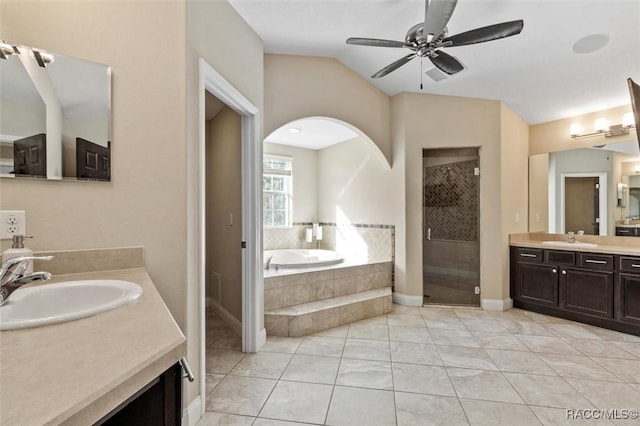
228;0;640;125
265;117;359;149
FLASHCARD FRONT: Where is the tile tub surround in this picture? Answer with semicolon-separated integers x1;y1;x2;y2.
265;262;393;337
201;306;640;426
265;223;394;264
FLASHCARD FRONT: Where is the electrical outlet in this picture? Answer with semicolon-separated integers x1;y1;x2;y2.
0;210;26;240
474;286;481;295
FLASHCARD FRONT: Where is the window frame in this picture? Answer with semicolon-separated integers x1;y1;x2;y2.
263;155;293;228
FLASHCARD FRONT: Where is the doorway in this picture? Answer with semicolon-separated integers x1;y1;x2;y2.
422;148;480;306
560;172;607;235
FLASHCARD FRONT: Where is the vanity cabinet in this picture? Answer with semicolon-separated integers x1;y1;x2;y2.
510;247;639;336
97;362;182;426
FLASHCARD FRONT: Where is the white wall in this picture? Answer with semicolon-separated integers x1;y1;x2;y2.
263;142;318;222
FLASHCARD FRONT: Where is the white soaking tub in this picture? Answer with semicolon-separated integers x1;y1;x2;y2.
264;249;344;269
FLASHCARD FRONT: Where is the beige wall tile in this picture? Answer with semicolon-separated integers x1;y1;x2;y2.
264;288;285;311
356;272;376;293
284;284;312;306
264;276;284;290
334;276;356;297
265;315;289;337
289;314;314;337
311;280;335;301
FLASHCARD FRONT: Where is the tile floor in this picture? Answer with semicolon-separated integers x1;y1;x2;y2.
198;305;640;426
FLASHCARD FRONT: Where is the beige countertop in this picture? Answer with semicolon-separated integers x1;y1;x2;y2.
0;267;187;426
510;233;640;256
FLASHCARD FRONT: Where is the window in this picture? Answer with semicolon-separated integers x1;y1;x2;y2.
263;156;292;227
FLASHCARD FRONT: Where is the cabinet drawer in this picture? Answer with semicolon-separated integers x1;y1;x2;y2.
545;250;575;265
517;248;543;262
578;253;614;270
620;257;640;273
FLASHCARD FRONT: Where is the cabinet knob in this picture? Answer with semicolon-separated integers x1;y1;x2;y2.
552;269;557;273
561;270;567;275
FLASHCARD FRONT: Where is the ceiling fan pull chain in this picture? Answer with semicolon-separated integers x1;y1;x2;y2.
420;57;424;90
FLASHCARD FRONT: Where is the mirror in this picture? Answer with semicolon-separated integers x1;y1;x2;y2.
529;140;640;235
0;41;111;181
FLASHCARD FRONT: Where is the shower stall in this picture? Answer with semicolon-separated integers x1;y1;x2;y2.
423;148;480;306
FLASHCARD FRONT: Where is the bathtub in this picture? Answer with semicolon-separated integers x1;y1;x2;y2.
264;249;344;269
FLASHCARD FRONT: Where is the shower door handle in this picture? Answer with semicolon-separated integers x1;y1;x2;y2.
426;227;431;241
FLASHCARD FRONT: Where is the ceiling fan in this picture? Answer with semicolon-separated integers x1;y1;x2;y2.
346;0;524;81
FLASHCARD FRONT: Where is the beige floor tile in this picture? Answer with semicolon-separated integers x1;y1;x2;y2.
447;368;524;404
206;375;277;416
460;318;509;333
504;373;594;408
564;338;638;359
420;307;459;320
611;341;640;358
497;320;555;336
387;314;426;327
487;309;532;321
460;399;541;426
280;354;340;384
312;325;349;338
453;308;492;319
390;305;423;316
437;345;499;370
343;338;391;361
590;357;640;383
470;331;531;351
485;349;558;376
259;381;333;424
388;325;432;343
326;386;396;426
425;318;468;330
296;336;345;358
205;374;225;395
538;353;621;381
261;336;303;354
347;324;389;340
253;419;315;426
529;406;615;425
206;349;246;374
351;315;388;326
207;328;243;350
429;329;480;348
395;392;469;426
586;327;637;342
230;352;293;379
390;341;442;365
544;323;603;340
196;411;255;426
335;358;393;390
392;363;456;396
565;378;640;409
516;335;582;355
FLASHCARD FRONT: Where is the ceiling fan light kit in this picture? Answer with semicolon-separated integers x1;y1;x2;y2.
346;0;524;83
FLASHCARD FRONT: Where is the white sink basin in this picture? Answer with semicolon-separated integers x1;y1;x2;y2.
0;280;142;330
541;241;598;248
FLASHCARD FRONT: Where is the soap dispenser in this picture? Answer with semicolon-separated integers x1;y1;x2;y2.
2;234;34;274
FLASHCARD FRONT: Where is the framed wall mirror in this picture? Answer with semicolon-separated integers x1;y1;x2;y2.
0;40;111;181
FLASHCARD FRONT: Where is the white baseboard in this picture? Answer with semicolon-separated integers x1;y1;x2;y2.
482;298;513;312
182;395;202;426
210;300;242;335
392;292;423;307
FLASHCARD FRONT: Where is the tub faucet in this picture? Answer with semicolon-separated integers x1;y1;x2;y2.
0;255;53;306
567;232;576;243
265;255;274;270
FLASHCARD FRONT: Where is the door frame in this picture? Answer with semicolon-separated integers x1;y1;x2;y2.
196;58;265;416
560;172;607;235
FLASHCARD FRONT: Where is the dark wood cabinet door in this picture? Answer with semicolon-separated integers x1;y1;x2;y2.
13;133;46;177
619;273;640;325
517;263;558;307
560;268;614;318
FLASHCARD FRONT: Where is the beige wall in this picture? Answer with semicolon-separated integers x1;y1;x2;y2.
186;0;264;405
391;92;528;302
317;136;396;225
206;106;243;321
0;1;188;319
264;54;392;164
529;153;549;232
263;143;318;222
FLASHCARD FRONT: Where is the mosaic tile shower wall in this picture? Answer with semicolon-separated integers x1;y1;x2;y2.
424;159;479;242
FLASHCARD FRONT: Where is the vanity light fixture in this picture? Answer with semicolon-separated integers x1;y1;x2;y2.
635;164;640;173
0;42;19;60
570;113;636;139
30;49;54;68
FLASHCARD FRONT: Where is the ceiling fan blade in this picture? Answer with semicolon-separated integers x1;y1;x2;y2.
346;37;408;48
442;20;524;47
424;0;458;40
429;50;464;75
372;54;416;78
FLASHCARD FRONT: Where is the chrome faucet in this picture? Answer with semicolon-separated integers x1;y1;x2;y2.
567;232;576;243
0;255;53;306
265;255;274;270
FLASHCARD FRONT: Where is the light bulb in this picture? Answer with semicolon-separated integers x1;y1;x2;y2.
569;123;581;136
622;112;634;127
594;118;607;132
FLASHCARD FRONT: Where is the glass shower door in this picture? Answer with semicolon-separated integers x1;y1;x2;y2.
423;148;480;306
